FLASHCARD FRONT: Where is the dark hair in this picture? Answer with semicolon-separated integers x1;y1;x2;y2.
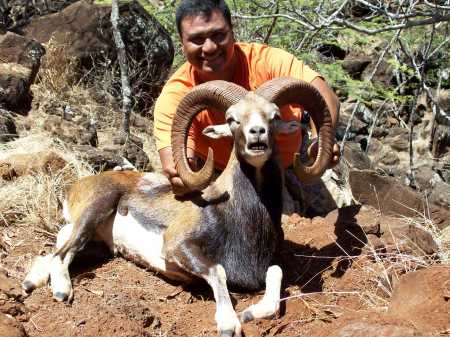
175;0;232;36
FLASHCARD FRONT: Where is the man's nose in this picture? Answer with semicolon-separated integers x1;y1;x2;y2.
202;38;217;54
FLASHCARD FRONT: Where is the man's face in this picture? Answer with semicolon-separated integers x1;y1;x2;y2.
180;10;235;80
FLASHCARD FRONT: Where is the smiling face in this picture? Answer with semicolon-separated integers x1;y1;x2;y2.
180;10;236;81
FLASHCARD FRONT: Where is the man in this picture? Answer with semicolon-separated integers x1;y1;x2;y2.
154;0;340;196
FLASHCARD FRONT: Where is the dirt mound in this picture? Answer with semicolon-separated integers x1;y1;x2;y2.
310;311;433;337
388;266;450;332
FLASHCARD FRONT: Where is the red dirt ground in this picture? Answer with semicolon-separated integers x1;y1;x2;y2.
1;205;448;337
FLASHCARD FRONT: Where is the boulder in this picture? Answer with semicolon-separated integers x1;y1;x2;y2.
431;122;450;158
335;111;367;141
362;59;394;86
349;169;450;230
309;311;432;337
0;313;28;337
0;150;67;180
73;141;151;172
0;271;22;301
0;110;18;142
316;43;347;59
342;55;372;80
349;169;429;218
388;266;450;333
43;114;98;147
429;181;450;211
0;32;45;113
341;102;374;125
0;0;79;32
341;142;372;170
23;0;174;112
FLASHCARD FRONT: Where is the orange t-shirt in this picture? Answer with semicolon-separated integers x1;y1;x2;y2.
153;42;321;170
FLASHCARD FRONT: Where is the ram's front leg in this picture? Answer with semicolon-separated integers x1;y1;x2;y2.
239;265;282;323
167;240;241;337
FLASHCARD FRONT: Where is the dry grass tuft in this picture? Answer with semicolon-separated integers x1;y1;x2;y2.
31;38;122;131
0;136;94;233
37;36;79;93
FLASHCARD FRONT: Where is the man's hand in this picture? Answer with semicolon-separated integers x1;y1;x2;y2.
307;139;341;169
159;147;191;196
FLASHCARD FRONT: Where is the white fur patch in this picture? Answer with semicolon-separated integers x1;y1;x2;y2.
111;212;167;272
138;172;170;193
62;200;71;223
23;254;52;289
240;265;282;321
50;254;74;301
206;265;242;336
56;223;73;249
244;113;267;137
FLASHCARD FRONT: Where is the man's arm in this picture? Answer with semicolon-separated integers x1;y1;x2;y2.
309;77;341;168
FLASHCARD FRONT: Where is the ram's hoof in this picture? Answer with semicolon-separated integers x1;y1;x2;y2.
53;292;69;302
22;280;36;293
239;310;254;323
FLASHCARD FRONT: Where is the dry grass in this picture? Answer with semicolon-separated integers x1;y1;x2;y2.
31;38;123;131
37;36;79;93
0;136;94;233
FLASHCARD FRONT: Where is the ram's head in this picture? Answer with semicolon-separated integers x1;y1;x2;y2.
171;77;334;191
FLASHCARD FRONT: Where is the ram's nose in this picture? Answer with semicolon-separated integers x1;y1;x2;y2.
249;125;266;137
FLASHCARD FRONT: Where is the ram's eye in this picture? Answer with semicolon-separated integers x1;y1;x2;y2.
227;117;240;125
272;114;282;122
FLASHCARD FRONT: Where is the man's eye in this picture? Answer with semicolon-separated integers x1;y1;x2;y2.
211;32;226;43
190;37;205;45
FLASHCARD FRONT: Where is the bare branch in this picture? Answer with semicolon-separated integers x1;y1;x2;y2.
424;0;450;10
235;5;450;36
333;13;450;35
263;1;279;44
233;13;316;30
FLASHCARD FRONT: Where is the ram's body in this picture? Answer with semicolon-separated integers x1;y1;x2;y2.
23;78;334;337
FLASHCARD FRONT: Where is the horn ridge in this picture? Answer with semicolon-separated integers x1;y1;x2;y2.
171;81;248;191
256;77;334;183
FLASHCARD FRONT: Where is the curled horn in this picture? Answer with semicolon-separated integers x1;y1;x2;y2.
171;81;248;191
255;77;334;184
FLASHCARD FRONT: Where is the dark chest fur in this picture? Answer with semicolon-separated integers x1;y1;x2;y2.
195;159;284;291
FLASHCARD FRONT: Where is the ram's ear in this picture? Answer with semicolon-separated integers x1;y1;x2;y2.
202;124;232;139
273;120;301;135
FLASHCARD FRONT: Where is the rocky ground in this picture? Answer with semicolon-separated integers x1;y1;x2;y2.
1;200;449;337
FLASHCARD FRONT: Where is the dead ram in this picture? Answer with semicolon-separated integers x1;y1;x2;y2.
22;77;333;337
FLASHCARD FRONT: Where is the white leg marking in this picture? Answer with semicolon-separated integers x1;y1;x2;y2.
56;223;73;249
48;223;76;302
206;265;242;337
22;254;52;292
240;265;282;323
50;251;75;302
62;200;71;223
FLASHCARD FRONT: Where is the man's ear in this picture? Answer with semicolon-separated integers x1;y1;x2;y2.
202;124;232;139
273;120;301;134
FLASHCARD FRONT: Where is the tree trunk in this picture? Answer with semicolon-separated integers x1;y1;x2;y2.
111;0;131;137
